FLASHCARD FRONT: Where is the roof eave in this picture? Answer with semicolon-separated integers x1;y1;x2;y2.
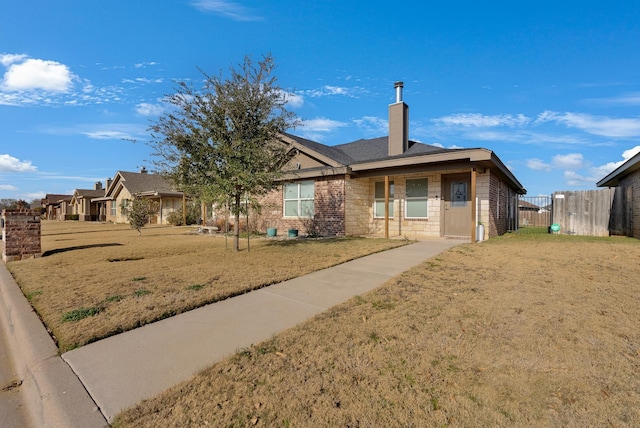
597;152;640;187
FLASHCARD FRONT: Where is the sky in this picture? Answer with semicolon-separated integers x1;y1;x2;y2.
2;0;640;201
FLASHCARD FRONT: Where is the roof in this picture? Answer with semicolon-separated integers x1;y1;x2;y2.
102;171;182;200
283;133;526;194
74;189;105;199
597;151;640;187
42;194;73;204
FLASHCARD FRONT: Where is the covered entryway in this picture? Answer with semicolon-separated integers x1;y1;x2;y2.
443;173;471;237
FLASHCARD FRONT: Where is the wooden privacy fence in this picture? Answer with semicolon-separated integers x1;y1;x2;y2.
551;189;616;237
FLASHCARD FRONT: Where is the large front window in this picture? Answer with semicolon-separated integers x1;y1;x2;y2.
405;178;428;218
284;181;314;217
374;181;394;218
110;200;117;216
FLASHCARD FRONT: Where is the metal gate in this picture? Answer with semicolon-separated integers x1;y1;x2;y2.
515;195;552;233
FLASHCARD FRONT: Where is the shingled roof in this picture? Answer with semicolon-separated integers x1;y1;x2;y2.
115;171;177;194
283;133;457;166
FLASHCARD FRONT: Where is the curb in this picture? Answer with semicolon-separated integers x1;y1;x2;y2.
0;264;108;427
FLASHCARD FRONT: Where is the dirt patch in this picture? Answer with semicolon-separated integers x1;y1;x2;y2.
114;234;640;427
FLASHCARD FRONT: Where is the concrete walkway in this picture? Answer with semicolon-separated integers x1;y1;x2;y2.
2;238;464;426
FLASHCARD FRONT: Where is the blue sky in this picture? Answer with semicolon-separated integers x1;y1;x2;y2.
2;1;640;201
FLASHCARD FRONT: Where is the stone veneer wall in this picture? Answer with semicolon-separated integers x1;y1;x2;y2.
619;169;640;238
1;210;42;263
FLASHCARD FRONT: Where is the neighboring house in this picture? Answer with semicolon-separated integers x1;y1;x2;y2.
259;82;526;241
41;194;73;220
70;182;107;221
597;150;640;238
95;168;184;225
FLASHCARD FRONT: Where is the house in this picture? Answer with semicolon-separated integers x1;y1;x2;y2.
41;194;73;220
70;182;107;221
94;168;184;225
597;150;640;238
258;82;526;241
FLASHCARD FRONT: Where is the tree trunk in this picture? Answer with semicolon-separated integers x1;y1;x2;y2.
233;193;241;251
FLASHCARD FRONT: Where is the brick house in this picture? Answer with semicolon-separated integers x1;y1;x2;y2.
70;182;106;221
258;82;526;241
93;168;184;225
597;150;640;238
41;194;73;220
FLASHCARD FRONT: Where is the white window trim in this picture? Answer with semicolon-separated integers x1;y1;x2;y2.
283;181;314;218
374;181;394;219
405;178;429;219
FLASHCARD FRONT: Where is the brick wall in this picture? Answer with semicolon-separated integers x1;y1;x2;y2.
257;176;347;237
2;210;42;263
487;173;510;238
619;170;640;239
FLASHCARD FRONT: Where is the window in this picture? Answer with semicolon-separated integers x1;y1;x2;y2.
110;200;117;216
284;181;314;217
374;181;394;218
405;178;428;218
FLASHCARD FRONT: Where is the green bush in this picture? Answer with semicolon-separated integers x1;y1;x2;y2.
167;203;200;226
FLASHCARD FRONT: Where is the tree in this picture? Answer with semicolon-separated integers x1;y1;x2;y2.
121;197;158;236
149;54;298;251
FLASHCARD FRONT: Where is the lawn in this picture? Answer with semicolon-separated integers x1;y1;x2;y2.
114;233;640;427
7;221;408;352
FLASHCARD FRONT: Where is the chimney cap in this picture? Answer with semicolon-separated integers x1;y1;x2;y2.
394;81;404;88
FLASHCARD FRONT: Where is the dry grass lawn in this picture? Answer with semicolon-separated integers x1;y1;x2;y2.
7;221;407;352
114;233;640;427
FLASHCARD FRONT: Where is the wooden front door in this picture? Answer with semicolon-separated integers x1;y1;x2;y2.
443;174;471;237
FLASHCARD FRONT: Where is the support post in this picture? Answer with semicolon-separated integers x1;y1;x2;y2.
470;168;477;243
384;175;390;238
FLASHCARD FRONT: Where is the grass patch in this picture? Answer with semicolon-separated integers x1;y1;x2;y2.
114;233;640;427
8;221;408;352
185;284;207;291
133;289;151;297
61;307;102;322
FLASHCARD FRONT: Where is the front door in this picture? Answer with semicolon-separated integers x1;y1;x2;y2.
443;174;471;237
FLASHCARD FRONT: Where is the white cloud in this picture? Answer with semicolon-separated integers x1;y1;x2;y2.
552;153;585;170
0;184;18;191
564;170;597;187
536;111;640;138
353;116;387;135
136;102;165;116
18;191;46;201
1;56;75;92
283;91;304;109
304;85;364;99
191;0;262;21
82;130;136;140
586;92;640;106
0;154;37;172
301;117;347;132
0;54;27;67
432;113;530;128
592;145;640;178
526;158;552;171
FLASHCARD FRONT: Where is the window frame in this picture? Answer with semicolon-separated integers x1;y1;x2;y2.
374;180;394;219
283;180;315;218
405;178;429;219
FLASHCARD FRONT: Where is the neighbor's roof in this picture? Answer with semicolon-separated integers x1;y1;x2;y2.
597;151;640;187
117;171;177;194
42;194;73;204
74;188;106;199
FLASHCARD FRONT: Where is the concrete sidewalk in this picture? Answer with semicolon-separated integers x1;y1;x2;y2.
2;238;463;425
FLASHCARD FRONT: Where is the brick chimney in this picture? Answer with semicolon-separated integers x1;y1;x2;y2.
95;181;103;191
388;81;409;156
